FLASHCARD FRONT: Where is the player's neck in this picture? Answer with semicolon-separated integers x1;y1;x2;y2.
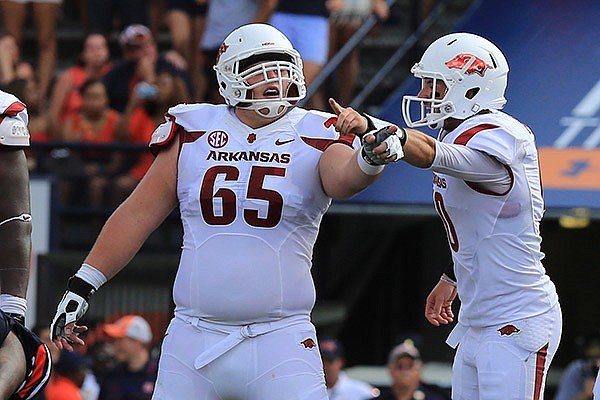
234;107;286;129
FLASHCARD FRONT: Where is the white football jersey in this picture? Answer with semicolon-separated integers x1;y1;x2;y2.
0;90;29;147
432;110;558;327
155;104;360;324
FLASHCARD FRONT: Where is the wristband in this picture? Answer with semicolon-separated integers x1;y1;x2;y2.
440;274;457;287
75;263;108;290
360;112;377;134
67;276;97;301
0;294;27;316
357;150;385;175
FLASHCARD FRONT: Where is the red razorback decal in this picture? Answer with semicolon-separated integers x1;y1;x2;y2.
445;53;492;76
498;324;520;336
301;338;316;349
324;117;337;128
215;42;229;64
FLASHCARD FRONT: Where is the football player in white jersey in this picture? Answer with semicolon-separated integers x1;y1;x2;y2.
0;90;52;399
49;24;402;399
377;33;562;399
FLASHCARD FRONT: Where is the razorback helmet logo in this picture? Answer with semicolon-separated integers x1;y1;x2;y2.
498;324;520;336
215;42;229;64
445;53;492;77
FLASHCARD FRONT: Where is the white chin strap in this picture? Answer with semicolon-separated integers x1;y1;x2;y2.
238;100;290;119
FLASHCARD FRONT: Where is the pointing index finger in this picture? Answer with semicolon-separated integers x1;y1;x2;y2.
328;98;343;115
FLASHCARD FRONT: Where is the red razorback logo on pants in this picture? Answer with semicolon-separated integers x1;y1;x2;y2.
498;324;520;336
445;53;492;76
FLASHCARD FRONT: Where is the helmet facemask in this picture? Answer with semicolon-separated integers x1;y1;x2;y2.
402;69;457;129
234;54;304;118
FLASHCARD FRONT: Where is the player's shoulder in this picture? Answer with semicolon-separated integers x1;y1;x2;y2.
151;103;228;148
167;103;228;131
451;111;520;144
285;107;339;139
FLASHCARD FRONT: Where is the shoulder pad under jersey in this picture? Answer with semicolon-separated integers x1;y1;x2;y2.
150;118;179;149
0;116;30;147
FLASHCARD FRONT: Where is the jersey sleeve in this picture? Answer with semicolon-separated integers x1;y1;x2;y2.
0;115;30;147
0;91;29;147
149;115;180;151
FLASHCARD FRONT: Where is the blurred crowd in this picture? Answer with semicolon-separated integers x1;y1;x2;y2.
0;0;391;213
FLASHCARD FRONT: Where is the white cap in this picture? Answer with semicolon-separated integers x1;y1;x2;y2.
104;315;153;344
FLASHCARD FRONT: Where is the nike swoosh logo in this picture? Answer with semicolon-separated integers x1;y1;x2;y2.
275;138;295;146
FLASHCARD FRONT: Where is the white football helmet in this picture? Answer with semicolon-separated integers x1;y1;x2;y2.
214;23;306;118
402;32;509;129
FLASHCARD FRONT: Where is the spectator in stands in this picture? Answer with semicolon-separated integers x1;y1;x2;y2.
0;34;35;91
59;78;121;208
375;340;450;400
44;350;91;400
87;0;149;36
328;0;389;105
165;0;208;101
112;69;191;205
320;337;379;400
99;315;158;400
271;0;344;110
103;24;193;113
47;33;112;137
86;340;116;391
200;0;278;103
0;0;61;104
554;333;600;400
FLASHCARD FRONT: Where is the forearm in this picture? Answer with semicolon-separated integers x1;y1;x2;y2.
402;128;437;168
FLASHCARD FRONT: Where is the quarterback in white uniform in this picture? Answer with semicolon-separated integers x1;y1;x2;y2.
50;24;403;399
386;33;562;399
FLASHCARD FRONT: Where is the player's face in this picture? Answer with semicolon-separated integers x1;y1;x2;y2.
418;77;447;108
244;62;291;100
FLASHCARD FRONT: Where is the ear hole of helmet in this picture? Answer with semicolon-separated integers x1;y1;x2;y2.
466;88;480;99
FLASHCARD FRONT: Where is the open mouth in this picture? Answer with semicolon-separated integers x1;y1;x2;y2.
263;86;280;97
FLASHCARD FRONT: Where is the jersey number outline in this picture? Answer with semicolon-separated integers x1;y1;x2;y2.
434;192;459;252
200;165;285;227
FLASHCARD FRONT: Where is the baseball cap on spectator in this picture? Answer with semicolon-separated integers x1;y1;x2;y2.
388;339;421;364
119;24;152;50
319;338;344;360
104;315;153;344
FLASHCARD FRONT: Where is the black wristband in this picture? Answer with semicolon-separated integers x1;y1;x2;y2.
360;112;377;134
443;261;456;281
67;276;96;300
397;127;407;146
